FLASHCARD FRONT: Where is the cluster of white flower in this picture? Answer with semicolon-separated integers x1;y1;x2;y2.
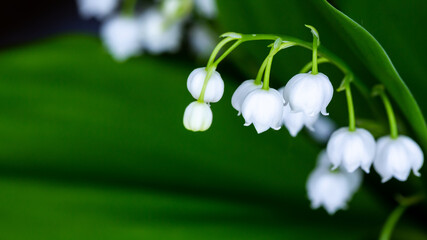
183;27;424;215
76;0;217;61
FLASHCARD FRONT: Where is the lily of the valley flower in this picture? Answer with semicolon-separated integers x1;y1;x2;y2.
327;127;376;173
100;15;142;61
139;8;183;54
278;87;318;137
187;67;224;103
307;151;362;215
374;135;424;182
283;72;333;116
183;101;213;131
241;88;283;134
231;80;262;115
76;0;119;20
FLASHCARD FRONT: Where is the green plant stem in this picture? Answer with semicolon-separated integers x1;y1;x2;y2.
345;80;356;131
213;40;243;66
299;58;330;73
255;57;269;85
379;91;399;139
311;38;319;75
262;56;274;90
197;66;215;102
379;195;424;240
206;37;235;68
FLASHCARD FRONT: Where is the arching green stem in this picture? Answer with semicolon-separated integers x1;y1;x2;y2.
197;66;216;102
262;56;274;90
379;195;424;240
372;85;398;139
206;37;235;68
345;79;356;131
255;57;269;85
299;58;330;73
380;92;399;139
213;40;243;66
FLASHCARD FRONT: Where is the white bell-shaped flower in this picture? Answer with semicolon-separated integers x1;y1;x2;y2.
373;135;423;182
307;151;362;215
183;101;212;132
187;67;224;103
76;0;119;20
139;8;183;54
278;87;318;137
194;0;217;18
231;80;262;115
189;23;216;58
327;127;376;173
309;116;337;143
100;15;142;61
283;72;333;116
241;88;283;134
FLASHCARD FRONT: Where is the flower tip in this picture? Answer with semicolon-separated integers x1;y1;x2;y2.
414;171;421;177
381;177;391;183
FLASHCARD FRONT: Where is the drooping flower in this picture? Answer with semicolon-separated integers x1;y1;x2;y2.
327;127;376;173
139;8;183;54
373;135;424;182
188;23;216;58
241;88;283;134
194;0;217;18
76;0;119;20
231;80;262;115
283;72;333;116
187;67;224;103
308;116;337;143
100;15;142;61
307;151;362;215
183;101;213;131
278;87;318;137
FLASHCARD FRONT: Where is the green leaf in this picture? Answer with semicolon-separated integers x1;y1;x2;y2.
316;0;427;148
0;35;388;238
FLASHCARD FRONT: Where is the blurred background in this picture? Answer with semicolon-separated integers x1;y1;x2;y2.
0;0;426;239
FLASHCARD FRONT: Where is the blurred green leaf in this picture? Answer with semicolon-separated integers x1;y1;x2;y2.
316;0;427;150
0;35;390;239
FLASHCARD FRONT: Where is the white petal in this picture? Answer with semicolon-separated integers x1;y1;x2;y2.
231;80;262;113
187;67;224;103
326;128;348;169
399;135;424;176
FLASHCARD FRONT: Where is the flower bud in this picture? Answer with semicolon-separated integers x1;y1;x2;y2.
327;127;376;173
183;101;213;132
187;67;224;103
231;80;262;115
283;72;333;116
101;15;142;61
373;135;423;182
307;151;362;215
241;88;283;134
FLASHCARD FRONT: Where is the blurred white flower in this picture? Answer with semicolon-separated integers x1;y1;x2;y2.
327;127;376;173
373;135;423;182
241;88;283;134
231;80;262;115
100;15;142;61
194;0;217;18
308;116;337;143
189;23;216;58
76;0;119;20
187;67;224;103
139;8;183;54
183;101;213;131
283;73;333;116
307;151;362;215
278;87;318;137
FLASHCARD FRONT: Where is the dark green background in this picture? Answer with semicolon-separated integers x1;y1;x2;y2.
0;0;425;239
